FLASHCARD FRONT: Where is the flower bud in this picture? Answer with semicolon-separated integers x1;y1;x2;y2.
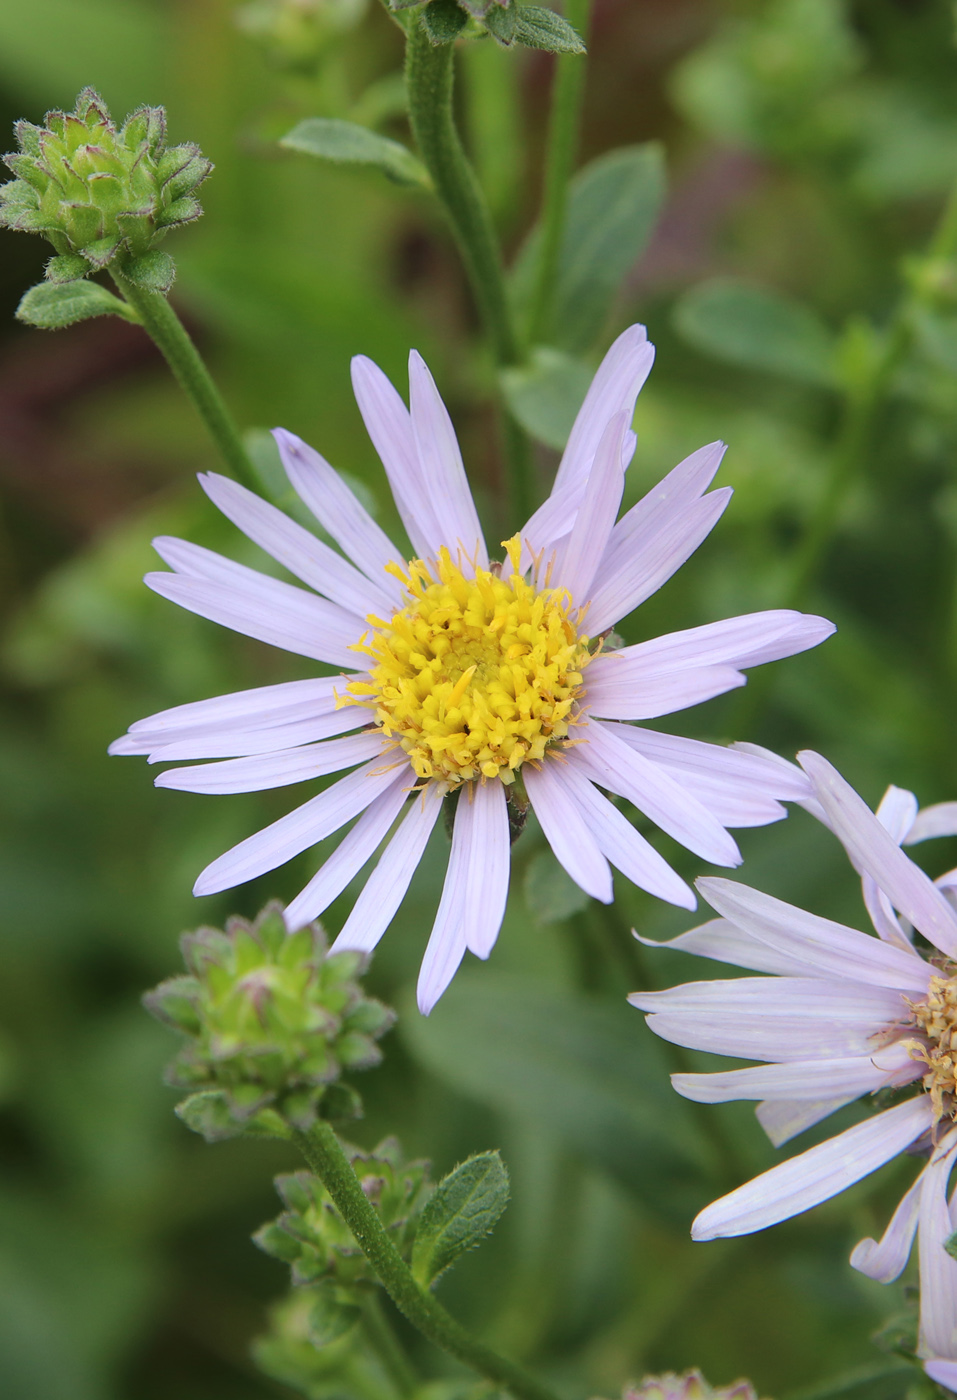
254;1136;432;1286
0;87;212;289
145;902;394;1135
624;1374;763;1400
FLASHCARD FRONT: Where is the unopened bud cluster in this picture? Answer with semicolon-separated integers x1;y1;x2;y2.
145;903;394;1134
255;1137;431;1286
0;87;211;291
390;0;585;53
625;1373;763;1400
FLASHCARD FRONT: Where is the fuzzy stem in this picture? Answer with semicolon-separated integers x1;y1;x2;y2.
291;1121;562;1400
111;268;258;489
525;0;590;345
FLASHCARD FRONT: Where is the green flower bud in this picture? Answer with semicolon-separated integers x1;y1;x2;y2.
145;902;394;1134
254;1137;432;1287
0;87;212;288
624;1374;764;1400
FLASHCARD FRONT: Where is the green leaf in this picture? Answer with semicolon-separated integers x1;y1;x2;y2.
411;1150;509;1286
174;1090;243;1142
44;253;90;283
514;6;586;54
401;973;708;1217
122;250;176;293
523;848;590;923
16;279;137;329
500;346;593;449
673;277;837;387
280;119;431;189
514;145;666;351
422;0;469;45
485;4;517;45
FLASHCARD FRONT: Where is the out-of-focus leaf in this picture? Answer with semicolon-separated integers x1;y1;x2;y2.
523;848;590;924
913;310;957;375
673;277;837;386
401;972;708;1215
411;1151;509;1286
500;347;593;449
16;281;136;329
781;1361;917;1400
280;119;431;188
513;144;666;351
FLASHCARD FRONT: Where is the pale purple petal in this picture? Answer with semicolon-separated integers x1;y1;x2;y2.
585;488;733;634
459;780;510;957
283;770;412;928
350;354;441;559
925;1360;957;1390
198;472;396;617
672;1051;914;1105
696;877;932;993
193;757;404;896
597;441;726;579
111;677;347;751
691;1096;933;1240
417;807;470;1016
638;996;907;1063
523;760;613;903
552;411;627;602
333;783;444;954
142;707;367;763
147;543;362;668
850;1171;924;1283
154;730;385;794
272;427;404;593
552;324;654;497
876;784;920;844
863;872;913;951
634;918;818;977
919;1143;957;1359
543;760;694;907
620;729;812;802
408;350;488;571
569;721;741;866
800;751;957;958
756;1097;860;1148
583;662;746;720
909;802;957;844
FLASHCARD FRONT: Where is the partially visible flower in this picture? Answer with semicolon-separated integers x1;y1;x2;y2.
0;87;210;287
112;325;833;1013
624;1372;762;1400
631;752;957;1243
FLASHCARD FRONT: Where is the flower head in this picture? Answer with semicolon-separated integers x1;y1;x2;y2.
112;326;833;1012
631;752;957;1243
0;87;211;288
624;1373;762;1400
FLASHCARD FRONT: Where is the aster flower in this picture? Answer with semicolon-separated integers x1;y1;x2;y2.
624;1371;762;1400
111;324;833;1013
630;751;957;1244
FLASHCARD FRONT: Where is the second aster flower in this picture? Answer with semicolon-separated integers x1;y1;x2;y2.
111;325;833;1012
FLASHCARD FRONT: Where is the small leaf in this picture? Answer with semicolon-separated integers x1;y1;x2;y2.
523;848;590;924
411;1150;509;1286
44;252;91;283
514;5;585;54
501;346;593;449
422;0;469;44
281;118;430;188
484;3;516;45
122;249;176;292
175;1090;243;1142
673;277;837;387
513;144;665;351
16;279;137;329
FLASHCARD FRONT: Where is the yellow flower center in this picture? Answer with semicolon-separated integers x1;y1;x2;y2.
904;972;957;1121
345;537;593;787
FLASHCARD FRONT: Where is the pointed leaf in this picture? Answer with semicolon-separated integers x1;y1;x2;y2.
281;119;430;189
16;279;137;328
500;345;593;449
673;277;837;387
411;1151;509;1286
515;6;585;53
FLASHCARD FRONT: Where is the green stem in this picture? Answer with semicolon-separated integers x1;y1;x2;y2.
404;28;535;525
111;268;258;490
525;0;590;346
291;1122;563;1400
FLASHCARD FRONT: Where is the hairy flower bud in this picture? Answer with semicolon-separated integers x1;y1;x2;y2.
0;87;212;290
254;1137;432;1286
625;1374;763;1400
145;902;394;1136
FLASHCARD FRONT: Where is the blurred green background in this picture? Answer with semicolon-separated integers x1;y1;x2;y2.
3;1;957;1397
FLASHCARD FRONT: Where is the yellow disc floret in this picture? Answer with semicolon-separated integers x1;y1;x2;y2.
345;537;592;787
904;972;957;1123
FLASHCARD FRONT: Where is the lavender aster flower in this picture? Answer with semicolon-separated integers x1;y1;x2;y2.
631;752;957;1241
111;326;833;1012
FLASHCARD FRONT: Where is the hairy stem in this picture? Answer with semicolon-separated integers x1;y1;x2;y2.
111;268;258;489
291;1121;563;1400
525;0;590;345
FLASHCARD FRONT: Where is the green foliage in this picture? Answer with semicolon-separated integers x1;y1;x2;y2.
0;87;211;283
146;903;395;1134
281;117;431;188
500;346;594;449
410;1151;509;1286
421;0;469;46
509;5;586;55
514;144;665;351
672;278;837;387
16;277;136;328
